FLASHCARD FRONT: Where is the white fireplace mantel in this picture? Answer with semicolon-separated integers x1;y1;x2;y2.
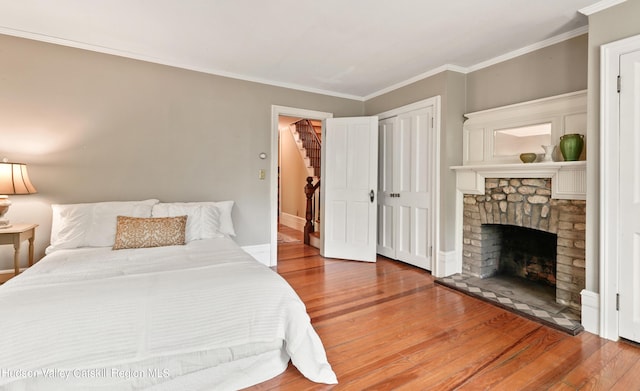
451;161;586;200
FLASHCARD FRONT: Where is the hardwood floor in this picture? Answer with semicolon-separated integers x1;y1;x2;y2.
248;240;640;390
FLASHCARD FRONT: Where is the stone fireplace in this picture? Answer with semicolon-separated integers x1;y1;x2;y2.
462;178;586;313
451;91;588;324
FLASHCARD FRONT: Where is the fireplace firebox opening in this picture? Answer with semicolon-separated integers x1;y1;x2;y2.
484;224;558;286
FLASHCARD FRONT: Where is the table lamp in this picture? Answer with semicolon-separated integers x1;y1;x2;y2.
0;158;37;229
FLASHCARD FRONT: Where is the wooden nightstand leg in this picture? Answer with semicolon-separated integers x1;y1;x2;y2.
28;235;35;267
13;241;21;276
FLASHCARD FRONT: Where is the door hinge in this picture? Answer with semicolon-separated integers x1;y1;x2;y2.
431;117;434;128
429;246;433;256
617;75;621;93
616;293;620;311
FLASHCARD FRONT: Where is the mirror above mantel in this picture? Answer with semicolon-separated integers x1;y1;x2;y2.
493;122;552;157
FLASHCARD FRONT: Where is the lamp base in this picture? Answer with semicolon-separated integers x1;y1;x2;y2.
0;215;11;229
0;196;11;229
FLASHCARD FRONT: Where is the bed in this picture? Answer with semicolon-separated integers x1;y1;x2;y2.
0;200;337;390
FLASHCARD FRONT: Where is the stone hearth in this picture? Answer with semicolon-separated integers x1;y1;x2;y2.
462;178;586;313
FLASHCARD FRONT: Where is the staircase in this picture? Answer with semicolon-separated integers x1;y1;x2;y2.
288;119;322;248
289;119;322;178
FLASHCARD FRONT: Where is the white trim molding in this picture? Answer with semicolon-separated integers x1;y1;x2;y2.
365;27;588;101
0;26;363;101
1;24;589;102
376;95;442;120
581;290;600;335
280;213;305;232
436;250;459;278
579;0;627;15
466;27;588;73
599;33;640;341
364;65;466;101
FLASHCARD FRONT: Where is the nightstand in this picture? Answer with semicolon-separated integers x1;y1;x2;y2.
0;223;38;277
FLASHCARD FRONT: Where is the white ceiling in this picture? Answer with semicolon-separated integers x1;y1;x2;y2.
0;0;605;100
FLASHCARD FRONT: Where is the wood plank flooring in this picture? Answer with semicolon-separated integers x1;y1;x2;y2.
248;232;640;390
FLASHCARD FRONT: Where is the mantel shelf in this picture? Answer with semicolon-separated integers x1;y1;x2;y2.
451;160;585;175
450;161;586;200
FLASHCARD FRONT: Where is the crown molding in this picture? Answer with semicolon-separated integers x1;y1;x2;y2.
1;23;590;103
363;64;466;101
579;0;627;15
465;26;588;73
364;26;588;101
0;26;364;102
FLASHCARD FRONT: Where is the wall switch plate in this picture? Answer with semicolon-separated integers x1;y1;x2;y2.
259;169;266;180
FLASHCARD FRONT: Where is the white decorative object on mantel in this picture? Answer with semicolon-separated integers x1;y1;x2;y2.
451;161;586;200
542;144;556;162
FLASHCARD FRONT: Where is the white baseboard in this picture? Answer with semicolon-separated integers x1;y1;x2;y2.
242;243;272;267
435;249;460;278
581;289;600;335
280;213;305;232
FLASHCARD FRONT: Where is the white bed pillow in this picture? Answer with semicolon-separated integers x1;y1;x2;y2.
48;199;159;253
213;200;236;237
151;202;223;242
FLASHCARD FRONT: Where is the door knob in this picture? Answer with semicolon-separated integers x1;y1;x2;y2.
370;190;375;202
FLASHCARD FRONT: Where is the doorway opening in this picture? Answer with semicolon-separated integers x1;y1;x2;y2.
277;116;321;246
270;106;333;266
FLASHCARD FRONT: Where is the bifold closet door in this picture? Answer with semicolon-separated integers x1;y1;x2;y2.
377;117;397;259
377;107;433;270
394;108;432;270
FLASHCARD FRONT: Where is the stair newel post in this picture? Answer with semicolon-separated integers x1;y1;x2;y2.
304;176;315;245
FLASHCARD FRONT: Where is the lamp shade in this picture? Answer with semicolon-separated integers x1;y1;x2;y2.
0;162;37;195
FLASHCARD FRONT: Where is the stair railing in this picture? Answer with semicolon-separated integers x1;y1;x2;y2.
304;176;321;245
294;119;321;178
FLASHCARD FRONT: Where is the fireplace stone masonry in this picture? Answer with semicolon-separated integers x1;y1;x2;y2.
462;178;586;313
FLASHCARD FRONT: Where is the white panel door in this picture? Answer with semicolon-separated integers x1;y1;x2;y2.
394;108;433;270
321;116;378;262
619;49;640;342
377;117;397;258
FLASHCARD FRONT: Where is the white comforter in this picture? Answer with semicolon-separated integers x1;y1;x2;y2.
0;238;337;390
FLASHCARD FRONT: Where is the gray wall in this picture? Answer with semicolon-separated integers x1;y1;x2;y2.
0;34;363;268
585;0;640;293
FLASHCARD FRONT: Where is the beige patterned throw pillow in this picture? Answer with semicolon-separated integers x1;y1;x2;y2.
113;215;187;250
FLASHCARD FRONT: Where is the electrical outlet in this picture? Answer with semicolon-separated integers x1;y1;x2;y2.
259;169;266;180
